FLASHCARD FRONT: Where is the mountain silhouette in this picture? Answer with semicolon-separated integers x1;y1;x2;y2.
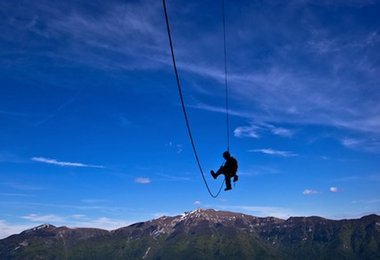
1;209;379;259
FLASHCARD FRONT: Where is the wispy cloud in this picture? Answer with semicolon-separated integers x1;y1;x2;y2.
171;5;379;152
0;220;31;239
21;0;165;71
1;215;131;239
190;103;252;119
78;217;131;230
1;182;44;191
269;126;295;138
0;151;24;163
352;199;380;204
339;136;380;153
250;148;298;157
0;110;30;117
31;157;104;168
0;201;121;212
194;201;202;206
0;193;35;197
4;0;379;148
166;141;183;154
333;174;380;182
217;205;293;219
303;189;319;195
135;177;151;184
21;214;64;222
34;87;86;126
234;125;260;138
237;165;281;177
233;122;295;139
341;138;363;148
155;173;192;182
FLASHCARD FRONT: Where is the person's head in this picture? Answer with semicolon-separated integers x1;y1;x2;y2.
223;151;230;160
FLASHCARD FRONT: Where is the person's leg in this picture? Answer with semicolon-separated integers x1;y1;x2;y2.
233;173;238;182
224;174;232;190
211;170;219;179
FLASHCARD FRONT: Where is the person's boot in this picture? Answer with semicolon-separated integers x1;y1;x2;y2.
210;170;217;179
224;186;232;191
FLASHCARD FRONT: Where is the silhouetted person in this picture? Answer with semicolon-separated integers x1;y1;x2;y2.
211;151;238;191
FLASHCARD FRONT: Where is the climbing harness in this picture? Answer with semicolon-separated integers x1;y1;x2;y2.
163;0;230;198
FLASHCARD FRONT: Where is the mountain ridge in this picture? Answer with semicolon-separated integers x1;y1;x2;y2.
1;208;379;259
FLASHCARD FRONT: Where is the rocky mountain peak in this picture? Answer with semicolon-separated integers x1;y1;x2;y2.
32;224;54;230
22;224;57;234
178;208;251;225
1;210;379;260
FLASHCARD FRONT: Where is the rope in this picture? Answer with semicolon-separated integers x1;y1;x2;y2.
222;0;230;152
162;0;224;198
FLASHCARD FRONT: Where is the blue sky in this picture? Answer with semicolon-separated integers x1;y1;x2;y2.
1;0;379;238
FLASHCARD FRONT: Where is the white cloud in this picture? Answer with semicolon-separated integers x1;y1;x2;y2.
85;217;130;230
341;138;362;148
250;148;298;157
270;127;295;138
176;144;183;154
166;141;183;154
339;137;380;153
21;214;64;222
70;215;133;230
177;35;380;149
31;157;104;168
155;173;192;182
6;213;133;238
1;182;43;191
191;103;252;119
234;125;259;138
194;200;202;206
352;199;380;204
135;177;151;184
237;165;280;177
0;201;121;212
71;214;86;219
233;123;295;139
303;189;319;195
5;0;380;146
222;205;293;219
25;0;166;72
333;174;380;182
0;220;32;239
330;186;338;193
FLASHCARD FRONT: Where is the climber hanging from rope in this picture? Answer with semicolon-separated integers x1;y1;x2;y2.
163;0;237;197
211;151;238;191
